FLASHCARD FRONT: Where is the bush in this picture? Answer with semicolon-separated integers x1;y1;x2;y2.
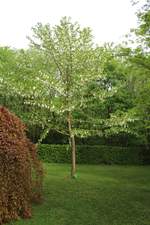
38;144;144;165
0;107;43;224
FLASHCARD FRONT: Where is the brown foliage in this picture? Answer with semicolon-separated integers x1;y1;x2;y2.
0;106;43;224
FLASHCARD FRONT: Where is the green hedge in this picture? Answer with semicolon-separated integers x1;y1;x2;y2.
38;145;71;163
38;144;145;165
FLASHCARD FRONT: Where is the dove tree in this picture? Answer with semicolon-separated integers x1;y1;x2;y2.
27;17;109;177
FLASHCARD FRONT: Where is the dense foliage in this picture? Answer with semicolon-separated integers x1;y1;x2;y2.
0;107;43;224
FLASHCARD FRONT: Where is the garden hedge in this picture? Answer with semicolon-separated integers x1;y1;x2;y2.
38;144;146;165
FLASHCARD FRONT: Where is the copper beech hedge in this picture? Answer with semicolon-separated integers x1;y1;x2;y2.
0;106;43;224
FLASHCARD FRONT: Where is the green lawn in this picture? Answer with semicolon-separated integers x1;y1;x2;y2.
8;164;150;225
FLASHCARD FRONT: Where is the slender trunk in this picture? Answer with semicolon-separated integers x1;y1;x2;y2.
67;112;76;178
71;134;76;177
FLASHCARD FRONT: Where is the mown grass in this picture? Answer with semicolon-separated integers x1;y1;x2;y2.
8;163;150;225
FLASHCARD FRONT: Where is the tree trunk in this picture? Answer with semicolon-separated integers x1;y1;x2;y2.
67;112;76;178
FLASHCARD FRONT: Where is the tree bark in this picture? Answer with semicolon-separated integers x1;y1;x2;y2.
67;112;76;178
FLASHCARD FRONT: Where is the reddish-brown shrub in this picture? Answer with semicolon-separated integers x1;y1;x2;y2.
0;106;43;224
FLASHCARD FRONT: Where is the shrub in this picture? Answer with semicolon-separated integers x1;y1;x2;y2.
0;107;43;224
38;144;144;165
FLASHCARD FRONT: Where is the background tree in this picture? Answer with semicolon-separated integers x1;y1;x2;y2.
124;0;150;147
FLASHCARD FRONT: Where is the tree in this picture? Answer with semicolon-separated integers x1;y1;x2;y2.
28;17;110;177
135;0;150;48
6;17;118;177
106;0;150;148
125;0;150;147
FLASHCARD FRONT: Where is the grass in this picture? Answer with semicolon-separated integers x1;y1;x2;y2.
8;163;150;225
